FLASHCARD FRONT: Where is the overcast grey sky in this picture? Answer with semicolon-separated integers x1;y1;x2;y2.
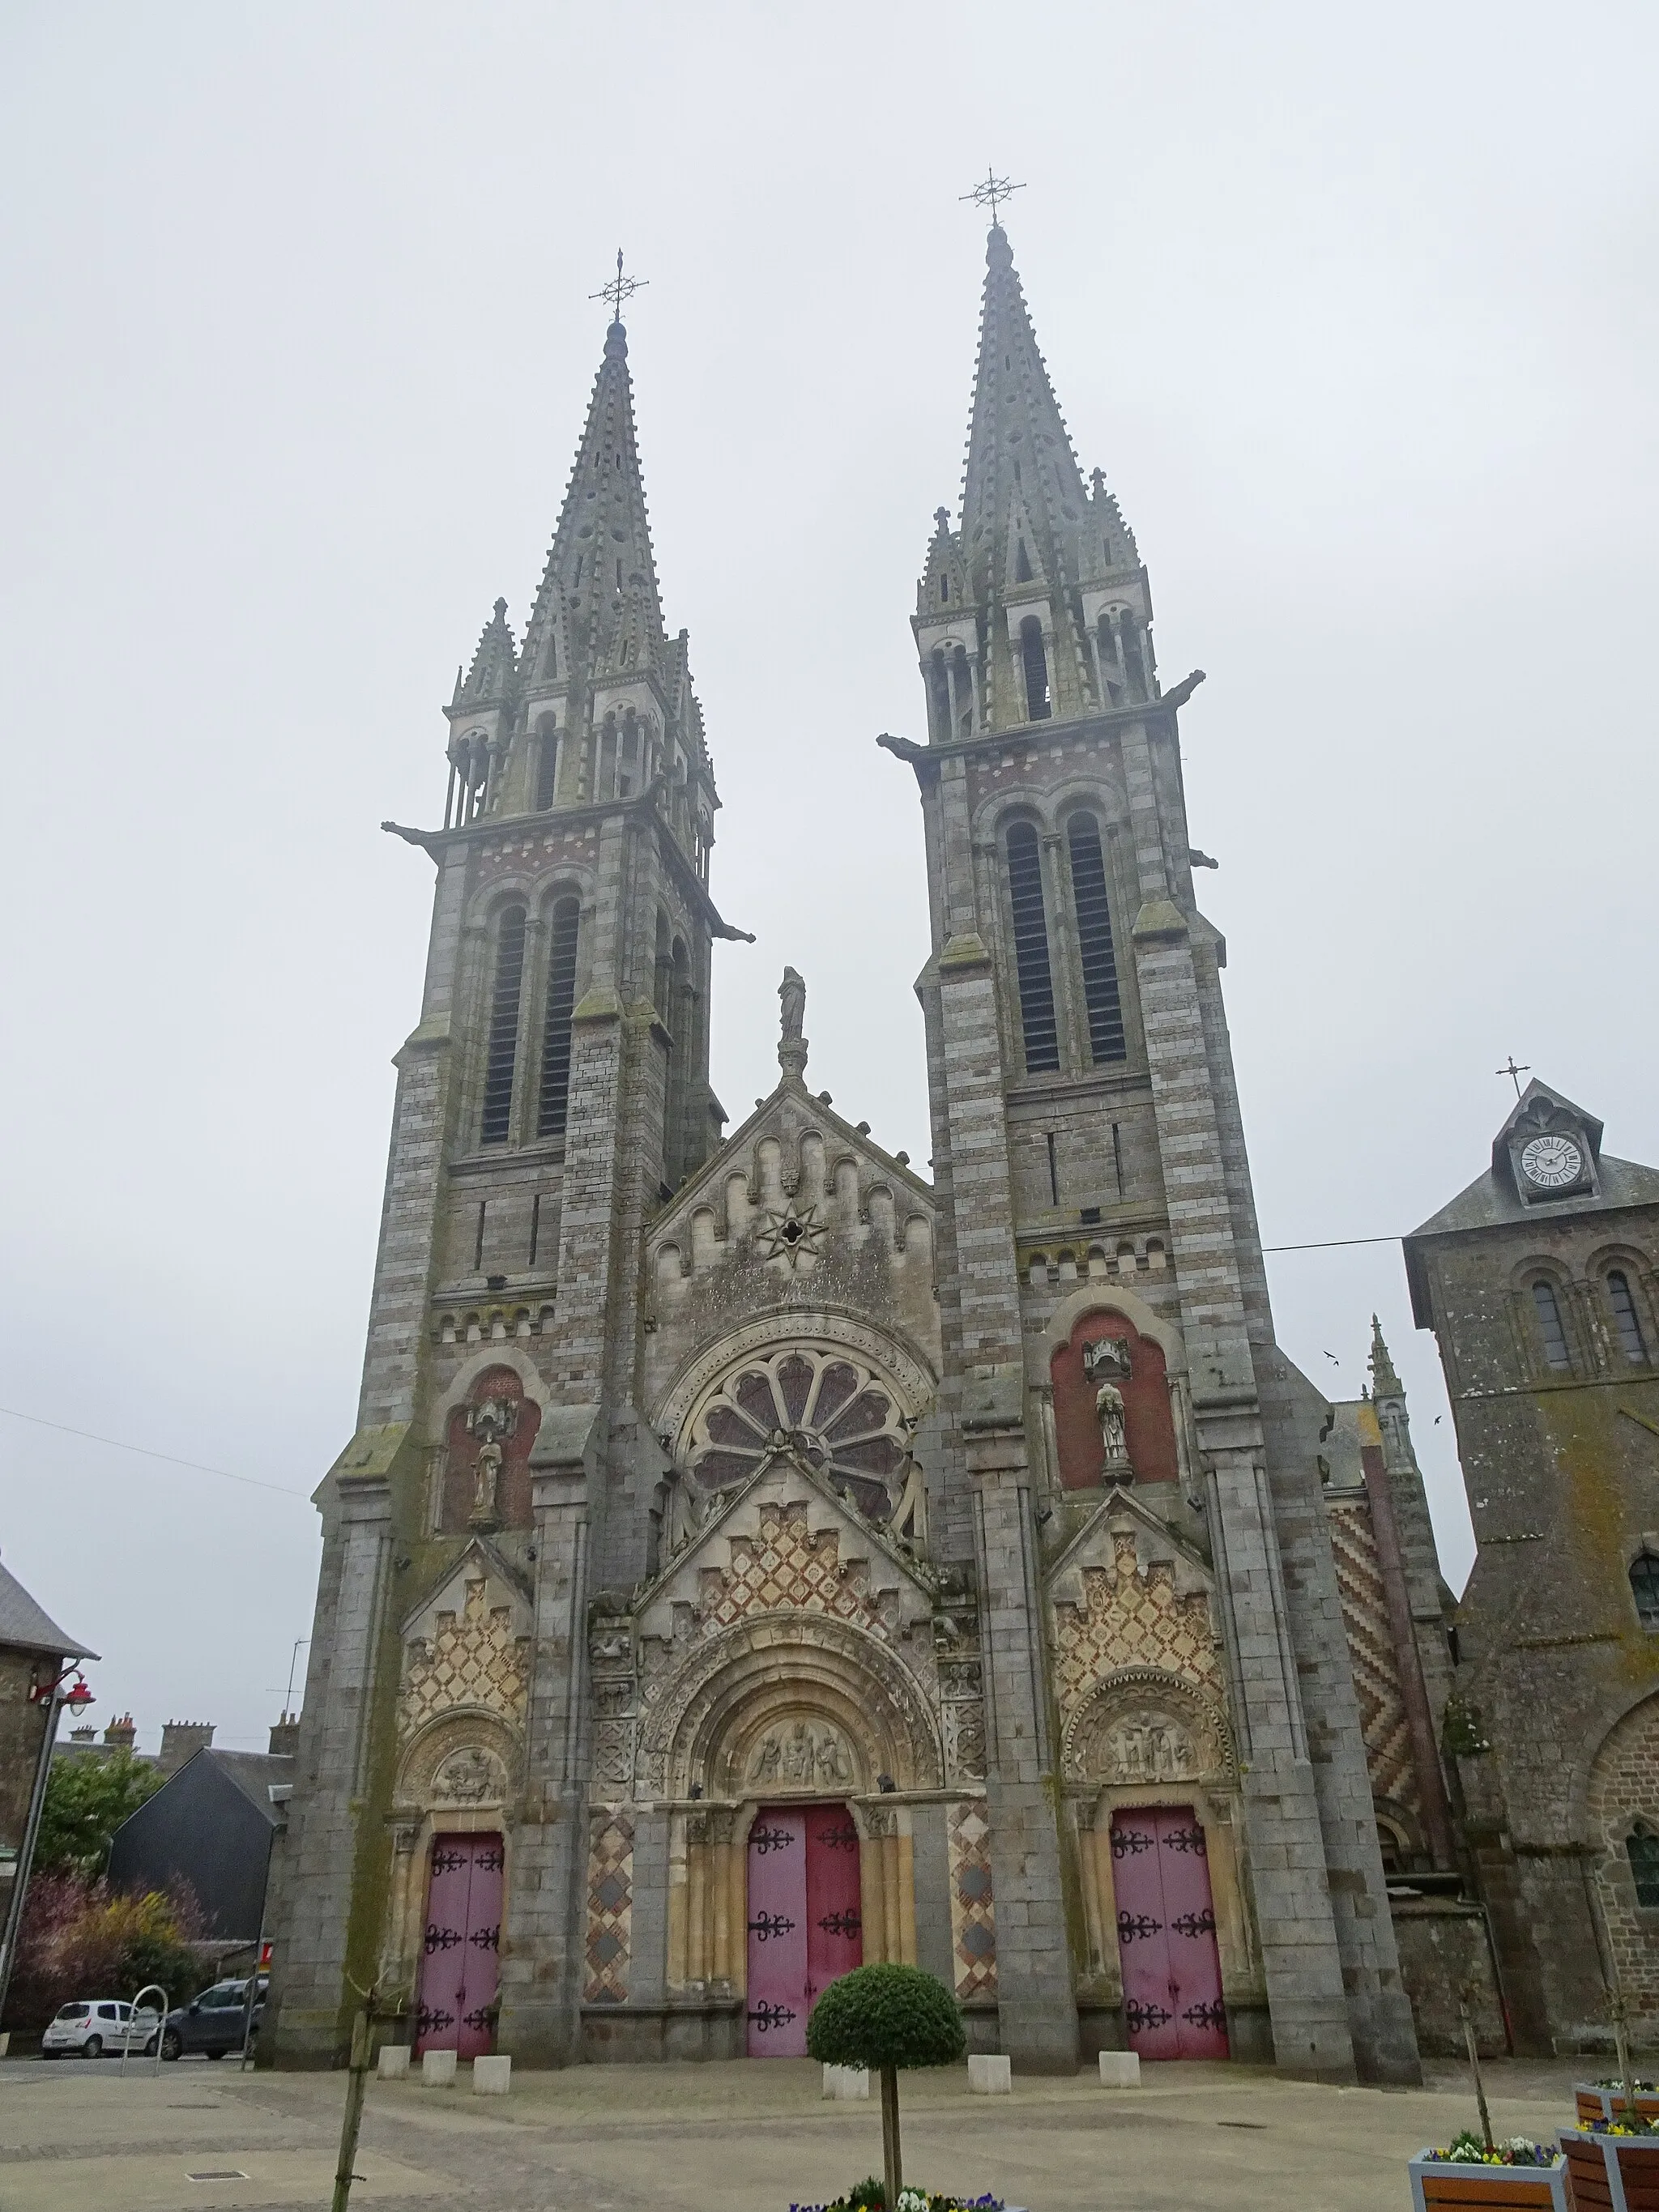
2;2;1654;1750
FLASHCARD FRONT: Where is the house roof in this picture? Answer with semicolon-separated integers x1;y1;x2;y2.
1405;1152;1659;1242
0;1558;96;1660
198;1749;294;1822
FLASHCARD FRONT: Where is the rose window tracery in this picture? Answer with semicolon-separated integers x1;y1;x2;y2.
684;1346;914;1523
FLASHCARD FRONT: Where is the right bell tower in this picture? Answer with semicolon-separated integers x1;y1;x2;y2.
881;215;1422;2082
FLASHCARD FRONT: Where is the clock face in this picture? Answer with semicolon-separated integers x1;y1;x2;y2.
1520;1133;1584;1190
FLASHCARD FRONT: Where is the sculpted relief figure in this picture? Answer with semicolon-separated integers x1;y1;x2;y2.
747;1720;855;1790
1107;1715;1196;1782
466;1395;518;1527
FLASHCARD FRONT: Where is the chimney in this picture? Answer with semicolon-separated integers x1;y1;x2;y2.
267;1711;300;1759
103;1713;138;1752
159;1720;214;1773
68;1724;96;1742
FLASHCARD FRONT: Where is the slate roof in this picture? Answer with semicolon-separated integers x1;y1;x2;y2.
1406;1153;1659;1242
189;1748;294;1824
0;1558;95;1660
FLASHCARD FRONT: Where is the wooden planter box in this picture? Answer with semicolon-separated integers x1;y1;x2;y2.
1575;2086;1659;2129
1559;2126;1659;2212
1408;2149;1568;2212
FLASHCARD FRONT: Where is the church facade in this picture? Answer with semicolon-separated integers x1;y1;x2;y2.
265;224;1420;2082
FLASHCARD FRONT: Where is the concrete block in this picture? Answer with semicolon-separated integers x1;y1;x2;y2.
968;2053;1012;2094
377;2044;411;2079
421;2048;457;2086
1098;2051;1141;2087
473;2056;511;2095
822;2064;870;2099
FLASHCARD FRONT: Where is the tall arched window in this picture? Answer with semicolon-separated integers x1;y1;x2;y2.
535;897;581;1137
1121;616;1147;701
1018;616;1051;722
1627;1821;1659;1907
1608;1271;1649;1363
1066;812;1126;1063
1631;1552;1659;1632
480;905;527;1146
1530;1279;1571;1370
1004;821;1060;1073
662;936;692;1188
535;722;560;811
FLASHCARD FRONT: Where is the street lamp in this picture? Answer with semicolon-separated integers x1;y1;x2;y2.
0;1667;95;2027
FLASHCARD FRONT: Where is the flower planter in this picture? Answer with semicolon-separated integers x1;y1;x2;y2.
1558;2126;1659;2212
1408;2150;1568;2212
1574;2086;1659;2129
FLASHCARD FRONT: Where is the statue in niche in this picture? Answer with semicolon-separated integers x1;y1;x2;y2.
466;1395;518;1527
1094;1380;1131;1473
778;966;806;1042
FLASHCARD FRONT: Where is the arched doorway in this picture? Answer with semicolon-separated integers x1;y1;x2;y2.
745;1803;864;2056
415;1833;504;2058
1111;1806;1228;2060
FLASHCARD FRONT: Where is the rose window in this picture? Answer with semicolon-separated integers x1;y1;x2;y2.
685;1346;913;1523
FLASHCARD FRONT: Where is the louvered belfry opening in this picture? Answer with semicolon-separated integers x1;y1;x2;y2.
480;905;527;1146
1067;812;1126;1064
1019;616;1051;722
1004;820;1060;1073
536;896;581;1137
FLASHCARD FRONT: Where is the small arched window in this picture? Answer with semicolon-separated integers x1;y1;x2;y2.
1121;616;1148;701
1004;821;1060;1073
480;905;527;1146
1631;1551;1659;1632
1627;1821;1659;1907
1530;1279;1571;1371
1019;616;1051;722
1015;537;1034;584
1066;812;1126;1063
535;897;581;1138
542;636;557;680
1608;1271;1649;1363
940;574;949;603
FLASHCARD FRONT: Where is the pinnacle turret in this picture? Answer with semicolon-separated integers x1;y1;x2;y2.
453;596;518;710
1368;1315;1403;1399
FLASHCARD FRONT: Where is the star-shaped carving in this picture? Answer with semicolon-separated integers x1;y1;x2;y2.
756;1204;827;1270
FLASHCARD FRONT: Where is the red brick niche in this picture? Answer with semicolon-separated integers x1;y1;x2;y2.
1050;1313;1178;1489
441;1366;541;1532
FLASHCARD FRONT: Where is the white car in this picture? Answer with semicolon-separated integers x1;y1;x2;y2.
40;2000;160;2058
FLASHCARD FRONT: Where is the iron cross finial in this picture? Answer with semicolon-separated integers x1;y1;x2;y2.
1496;1055;1532;1098
961;168;1025;228
591;248;647;322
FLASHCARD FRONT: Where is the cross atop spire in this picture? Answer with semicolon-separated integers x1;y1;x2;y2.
591;248;647;326
961;168;1025;231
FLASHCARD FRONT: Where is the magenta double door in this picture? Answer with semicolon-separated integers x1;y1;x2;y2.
416;1832;504;2058
745;1805;863;2056
1110;1806;1229;2061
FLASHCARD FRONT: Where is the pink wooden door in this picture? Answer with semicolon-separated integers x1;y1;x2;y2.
747;1809;808;2055
416;1833;504;2059
1111;1807;1228;2061
806;1807;863;2008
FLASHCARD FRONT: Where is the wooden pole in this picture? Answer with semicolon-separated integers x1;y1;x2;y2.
331;1994;375;2212
1459;1998;1494;2151
880;2064;902;2209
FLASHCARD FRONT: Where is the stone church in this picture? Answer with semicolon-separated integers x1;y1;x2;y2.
264;220;1422;2081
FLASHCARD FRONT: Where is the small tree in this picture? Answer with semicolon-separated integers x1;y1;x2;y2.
807;1963;966;2209
36;1750;163;1876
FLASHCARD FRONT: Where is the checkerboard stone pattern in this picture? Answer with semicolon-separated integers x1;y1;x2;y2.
696;1502;884;1639
584;1811;635;2005
948;1800;997;2001
400;1577;529;1735
1326;1500;1414;1809
1051;1533;1224;1721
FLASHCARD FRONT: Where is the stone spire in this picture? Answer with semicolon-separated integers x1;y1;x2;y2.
519;316;667;693
1368;1315;1403;1399
452;596;518;710
918;223;1156;735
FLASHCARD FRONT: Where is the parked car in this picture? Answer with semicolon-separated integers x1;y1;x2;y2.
151;1977;266;2061
41;1999;160;2058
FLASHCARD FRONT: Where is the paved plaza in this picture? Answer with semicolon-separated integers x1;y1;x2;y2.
0;2052;1598;2210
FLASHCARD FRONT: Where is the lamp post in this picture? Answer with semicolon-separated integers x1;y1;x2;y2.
0;1666;94;2028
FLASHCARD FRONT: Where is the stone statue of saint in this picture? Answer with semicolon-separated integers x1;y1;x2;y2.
470;1438;504;1524
1095;1380;1130;1469
778;966;806;1042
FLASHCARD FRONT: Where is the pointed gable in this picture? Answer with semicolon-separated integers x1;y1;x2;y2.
454;597;518;710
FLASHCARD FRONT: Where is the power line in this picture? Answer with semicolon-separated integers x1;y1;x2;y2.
0;1405;309;1502
1262;1234;1401;1253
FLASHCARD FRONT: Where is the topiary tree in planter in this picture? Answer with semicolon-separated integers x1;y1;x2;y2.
807;1963;966;2210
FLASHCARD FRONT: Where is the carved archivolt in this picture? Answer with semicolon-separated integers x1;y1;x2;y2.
636;1613;942;1800
1061;1667;1233;1786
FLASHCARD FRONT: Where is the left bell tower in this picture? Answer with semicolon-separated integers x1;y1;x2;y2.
267;302;746;2068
